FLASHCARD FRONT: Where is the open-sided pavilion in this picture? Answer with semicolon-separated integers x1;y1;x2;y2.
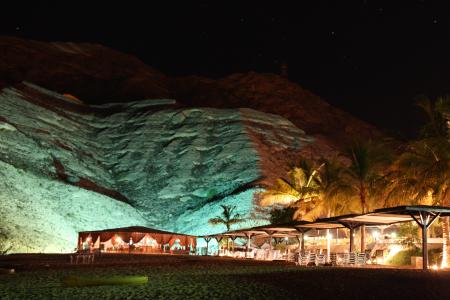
203;205;450;270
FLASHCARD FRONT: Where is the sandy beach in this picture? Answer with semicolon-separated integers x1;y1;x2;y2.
0;254;449;299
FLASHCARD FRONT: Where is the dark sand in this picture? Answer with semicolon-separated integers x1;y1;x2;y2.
0;254;449;299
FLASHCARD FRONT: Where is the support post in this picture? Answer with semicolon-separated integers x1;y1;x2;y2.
301;233;305;253
268;234;273;250
360;224;366;253
326;229;331;262
422;221;428;270
349;227;354;253
204;237;211;256
230;236;237;252
245;233;253;258
340;222;359;254
295;228;310;254
411;211;440;270
214;236;223;256
296;235;301;252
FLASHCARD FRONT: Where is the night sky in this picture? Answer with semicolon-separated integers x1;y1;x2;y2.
2;1;450;138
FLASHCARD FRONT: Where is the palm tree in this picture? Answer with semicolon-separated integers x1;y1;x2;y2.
299;157;354;259
415;95;450;139
258;159;322;219
269;206;297;224
392;95;450;268
300;157;354;221
342;140;393;252
208;205;245;232
209;205;245;251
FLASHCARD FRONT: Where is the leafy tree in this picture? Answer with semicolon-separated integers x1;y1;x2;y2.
341;139;394;252
391;95;450;267
301;157;354;221
269;205;297;224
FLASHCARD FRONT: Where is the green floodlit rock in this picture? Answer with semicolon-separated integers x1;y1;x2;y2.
0;82;312;253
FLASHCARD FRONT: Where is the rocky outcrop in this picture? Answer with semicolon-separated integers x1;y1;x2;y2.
0;36;384;253
0;82;311;252
0;36;381;157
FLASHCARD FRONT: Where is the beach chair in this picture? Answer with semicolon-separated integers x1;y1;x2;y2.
330;253;337;266
341;253;349;265
356;253;367;265
272;250;281;260
348;252;356;265
316;254;326;265
298;253;309;266
308;253;317;266
255;249;265;260
286;251;295;262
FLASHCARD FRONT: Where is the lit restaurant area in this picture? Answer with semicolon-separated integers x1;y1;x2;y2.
78;226;197;255
201;205;450;270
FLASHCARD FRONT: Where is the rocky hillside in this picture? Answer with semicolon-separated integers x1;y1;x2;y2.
0;37;383;253
0;82;311;253
0;36;381;156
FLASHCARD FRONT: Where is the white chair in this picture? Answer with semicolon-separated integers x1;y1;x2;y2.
330;253;337;266
308;253;317;266
356;253;367;265
348;252;356;265
299;253;309;266
272;250;281;260
316;254;326;265
255;249;265;260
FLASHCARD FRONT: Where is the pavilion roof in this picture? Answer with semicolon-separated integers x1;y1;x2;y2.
209;205;450;237
79;226;194;236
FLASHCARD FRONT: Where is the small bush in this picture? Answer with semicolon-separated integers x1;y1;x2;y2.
386;247;442;266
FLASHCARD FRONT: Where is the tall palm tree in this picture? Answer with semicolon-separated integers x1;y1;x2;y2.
415;95;450;139
300;157;354;221
300;157;354;259
208;205;245;232
393;95;450;268
342;140;393;252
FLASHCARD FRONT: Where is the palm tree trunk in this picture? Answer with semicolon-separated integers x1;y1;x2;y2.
442;216;450;268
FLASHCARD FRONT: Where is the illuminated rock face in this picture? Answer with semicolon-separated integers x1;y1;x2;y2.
0;83;311;252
